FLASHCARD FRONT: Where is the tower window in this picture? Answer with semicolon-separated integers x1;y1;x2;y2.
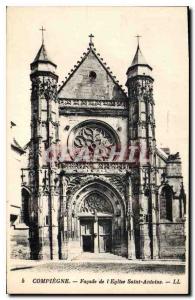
89;71;97;80
45;215;49;225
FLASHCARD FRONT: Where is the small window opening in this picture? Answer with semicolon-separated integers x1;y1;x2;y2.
45;215;49;225
89;71;97;80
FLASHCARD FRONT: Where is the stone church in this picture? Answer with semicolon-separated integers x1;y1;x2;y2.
12;33;186;261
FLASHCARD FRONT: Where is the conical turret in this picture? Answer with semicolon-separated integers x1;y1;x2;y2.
126;44;152;82
30;42;57;77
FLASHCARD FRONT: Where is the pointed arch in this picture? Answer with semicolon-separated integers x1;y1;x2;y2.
67;177;126;214
159;185;173;221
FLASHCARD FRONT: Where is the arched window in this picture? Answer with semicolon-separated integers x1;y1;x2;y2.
160;185;173;221
21;188;30;226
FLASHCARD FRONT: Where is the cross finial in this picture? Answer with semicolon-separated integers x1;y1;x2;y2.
135;34;142;47
89;33;94;47
39;26;46;45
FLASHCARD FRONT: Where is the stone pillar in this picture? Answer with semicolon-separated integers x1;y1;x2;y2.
94;218;99;253
127;174;136;260
139;191;151;260
151;189;160;259
51;188;59;260
58;175;69;260
29;191;46;260
52;226;59;260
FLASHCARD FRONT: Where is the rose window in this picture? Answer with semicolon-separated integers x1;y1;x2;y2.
72;124;118;161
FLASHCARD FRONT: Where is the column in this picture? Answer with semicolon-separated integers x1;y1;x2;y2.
151;187;160;259
127;174;136;259
58;175;68;259
94;215;99;253
139;182;151;260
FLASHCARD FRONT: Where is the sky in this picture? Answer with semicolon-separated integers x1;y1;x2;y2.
7;6;189;188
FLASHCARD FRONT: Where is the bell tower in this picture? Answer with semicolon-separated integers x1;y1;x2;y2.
126;38;159;259
28;28;60;259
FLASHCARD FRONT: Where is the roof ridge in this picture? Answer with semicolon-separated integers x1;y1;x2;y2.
91;48;127;97
58;48;91;93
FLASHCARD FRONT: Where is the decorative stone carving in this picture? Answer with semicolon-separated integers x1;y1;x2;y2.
168;152;180;161
31;77;58;101
80;193;113;214
129;78;153;101
65;174;126;204
59;98;128;109
73;125;114;161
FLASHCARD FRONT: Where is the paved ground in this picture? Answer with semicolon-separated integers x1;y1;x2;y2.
10;253;185;274
73;252;127;261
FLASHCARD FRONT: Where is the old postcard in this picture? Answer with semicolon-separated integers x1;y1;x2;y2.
7;6;189;294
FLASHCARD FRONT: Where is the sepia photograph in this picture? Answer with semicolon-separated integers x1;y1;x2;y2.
6;6;189;294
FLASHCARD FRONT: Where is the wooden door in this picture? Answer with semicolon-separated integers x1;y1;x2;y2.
80;219;94;252
98;219;112;253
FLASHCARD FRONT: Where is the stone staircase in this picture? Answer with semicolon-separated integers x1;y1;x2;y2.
72;252;127;261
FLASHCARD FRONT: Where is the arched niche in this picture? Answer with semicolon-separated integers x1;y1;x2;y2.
159;185;173;222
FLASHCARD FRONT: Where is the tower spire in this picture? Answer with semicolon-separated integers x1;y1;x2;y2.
39;26;46;45
126;37;152;78
31;28;56;69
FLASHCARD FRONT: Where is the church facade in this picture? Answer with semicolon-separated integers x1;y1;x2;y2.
17;35;186;261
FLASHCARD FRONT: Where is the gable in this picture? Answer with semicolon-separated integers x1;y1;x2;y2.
58;49;127;101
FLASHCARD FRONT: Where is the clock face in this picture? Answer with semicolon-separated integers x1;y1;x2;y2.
69;122;119;162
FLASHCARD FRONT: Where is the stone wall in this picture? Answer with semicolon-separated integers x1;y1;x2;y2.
10;225;30;260
159;223;185;259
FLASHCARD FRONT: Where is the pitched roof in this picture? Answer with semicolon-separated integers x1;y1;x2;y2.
127;45;152;74
32;43;56;67
131;45;148;67
58;44;127;97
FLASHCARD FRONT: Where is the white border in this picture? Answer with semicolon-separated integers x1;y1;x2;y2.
1;1;193;299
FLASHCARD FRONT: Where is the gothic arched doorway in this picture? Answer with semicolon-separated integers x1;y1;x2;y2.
68;180;126;256
79;192;114;253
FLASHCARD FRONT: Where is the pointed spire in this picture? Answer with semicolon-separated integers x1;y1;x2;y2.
126;37;152;79
31;27;56;67
130;44;148;68
33;43;52;64
130;35;148;68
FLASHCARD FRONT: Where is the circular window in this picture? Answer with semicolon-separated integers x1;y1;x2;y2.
68;120;121;162
89;71;97;80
